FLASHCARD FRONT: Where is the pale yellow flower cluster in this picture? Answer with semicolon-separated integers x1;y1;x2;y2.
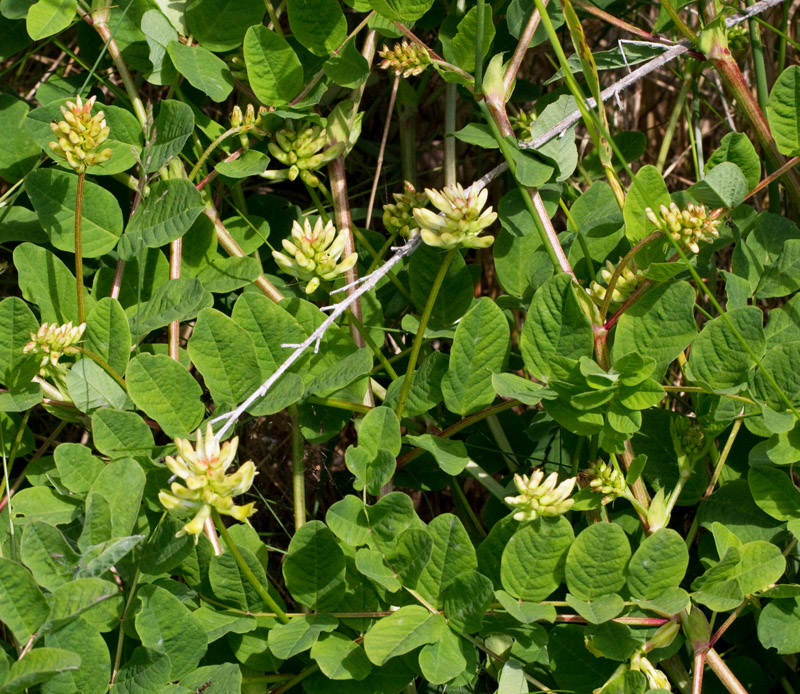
272;217;358;294
505;469;576;522
159;424;257;540
48;95;112;172
588;461;627;506
23;321;86;379
587;260;643;309
646;202;721;254
413;183;497;250
383;181;428;240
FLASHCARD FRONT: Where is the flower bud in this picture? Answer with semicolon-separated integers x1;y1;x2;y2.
378;40;431;78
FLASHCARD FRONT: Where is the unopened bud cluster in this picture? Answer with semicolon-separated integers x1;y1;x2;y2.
159;424;257;541
378;40;431;78
23;321;86;379
273;217;358;294
646;202;721;254
49;96;112;172
505;469;576;522
230;104;268;149
413;183;497;249
588;461;626;506
670;417;707;473
383;181;428;239
264;120;343;188
510;110;535;141
588;260;643;309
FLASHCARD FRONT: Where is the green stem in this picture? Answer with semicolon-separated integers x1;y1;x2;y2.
0;410;31;505
474;0;485;92
450;478;487;537
395;250;455;419
657;66;696;172
269;664;319;693
657;0;699;44
705;648;748;694
289;405;306;531
704;414;742;497
465;459;507;501
75;170;86;324
212;509;289;623
306;395;372;414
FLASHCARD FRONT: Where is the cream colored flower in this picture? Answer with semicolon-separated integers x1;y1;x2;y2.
264;120;344;188
587;260;643;309
588;461;626;506
413;183;496;249
272;217;358;294
505;468;576;522
23;321;86;379
48;95;112;172
158;424;257;541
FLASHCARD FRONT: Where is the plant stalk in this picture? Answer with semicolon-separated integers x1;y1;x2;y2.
75;170;86;324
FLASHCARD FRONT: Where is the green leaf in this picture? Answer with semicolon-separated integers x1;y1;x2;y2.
623;165;670;243
187;308;261;404
383;350;448;417
25;0;75;39
404;434;469;475
111;647;172;694
185;0;264;51
529;95;579;181
355;547;401;592
166;41;234;102
0;648;80;694
77;535;143;578
209;546;277;611
345;406;401;495
0;384;42;413
65;358;129;412
507;145;556;188
495;589;557;624
363;605;439;665
409;245;474;329
416;514;477;608
689;161;749;209
564;592;625;624
0;558;50;643
698;479;783;543
566;522;631;600
612;281;697;376
365;492;420;549
705;132;761;191
85;297;131;376
20;522;79;591
367;0;432;21
311;631;373;681
215;149;269;178
520;273;594;381
119;179;204;260
178;664;242;694
91;409;155;458
734;212;800;299
324;38;370;88
0;95;40;182
146;100;194;173
126;353;205;437
26;168;122;257
442;570;494;633
287;0;346;56
441;297;509;415
449;4;494;72
497;659;529;694
243;26;304;105
750;341;800;411
129;277;210;341
283;520;346;611
418;625;466;684
42;619;110;694
88;458;145;538
11;487;81;527
385;528;433;588
766;65;800;156
135;584;208;679
0;297;40;388
139;517;194;575
758;597;800;653
748;466;800;521
268;614;338;660
13;242;95;324
686;306;764;392
54;443;104;494
306;347;372;398
501;516;574;601
141;9;179;86
626;529;689;600
326;495;370;547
